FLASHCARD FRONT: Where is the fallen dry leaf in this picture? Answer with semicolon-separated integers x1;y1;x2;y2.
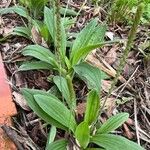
0;0;11;8
76;102;86;117
31;26;42;44
123;60;137;78
14;72;26;88
93;6;100;16
101;97;116;115
101;80;112;93
13;91;30;111
1;43;10;53
105;46;117;65
123;123;134;139
3;26;13;36
106;32;114;41
126;118;134;126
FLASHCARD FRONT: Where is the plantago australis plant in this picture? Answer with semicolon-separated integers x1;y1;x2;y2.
19;1;145;149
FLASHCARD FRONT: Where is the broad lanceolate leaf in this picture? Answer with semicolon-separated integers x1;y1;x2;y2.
75;121;90;149
22;45;57;67
21;88;67;130
84;90;100;125
34;94;77;132
0;6;30;19
71;41;115;66
19;61;53;71
53;76;71;106
44;7;55;40
46;139;68;150
12;26;31;39
70;19;106;65
70;19;97;59
71;43;103;66
91;134;145;150
97;113;129;134
74;62;107;92
88;25;106;44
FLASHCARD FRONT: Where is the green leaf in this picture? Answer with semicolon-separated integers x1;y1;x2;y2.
19;0;30;6
86;148;104;150
29;0;48;17
46;126;57;149
21;88;67;130
84;90;100;125
75;121;90;149
19;61;52;71
70;19;106;65
0;6;30;19
88;25;106;44
59;19;67;60
65;56;72;69
53;76;71;106
32;20;50;43
47;85;61;97
60;7;77;16
22;45;56;66
72;39;122;66
34;94;77;132
74;62;107;92
71;42;106;66
19;0;48;18
97;113;129;134
62;18;76;30
44;7;55;40
12;26;31;39
39;25;50;43
91;134;145;150
70;19;98;59
46;139;68;150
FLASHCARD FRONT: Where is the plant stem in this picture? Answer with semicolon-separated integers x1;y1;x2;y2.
101;3;144;113
66;75;76;110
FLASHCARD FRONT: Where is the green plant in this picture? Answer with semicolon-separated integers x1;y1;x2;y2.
21;88;145;150
140;0;150;23
19;0;48;19
18;2;145;149
0;4;77;45
109;0;150;24
109;0;138;23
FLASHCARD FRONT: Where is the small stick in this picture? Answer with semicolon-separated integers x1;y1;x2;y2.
1;125;24;150
134;99;141;145
115;66;139;99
